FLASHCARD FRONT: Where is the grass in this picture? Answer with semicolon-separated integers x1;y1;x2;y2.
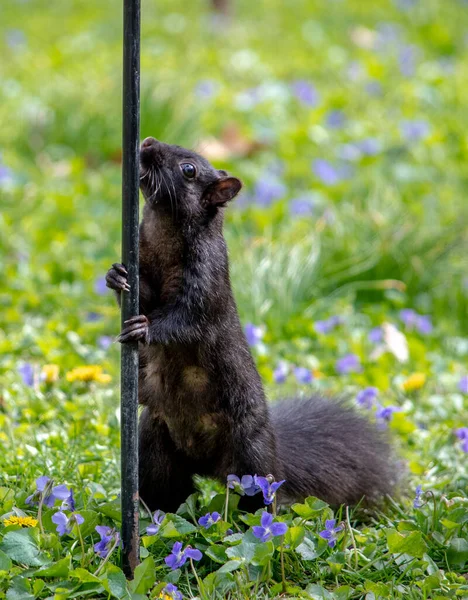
0;0;468;598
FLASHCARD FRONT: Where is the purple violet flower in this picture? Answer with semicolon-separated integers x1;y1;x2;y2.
227;474;260;496
26;477;70;508
319;519;343;548
254;176;286;207
336;354;362;375
413;484;424;508
400;120;430;142
375;404;400;423
146;510;165;536
416;315;432;335
356;138;382;156
255;476;285;505
86;312;102;322
194;79;218;99
356;387;379;409
165;541;202;570
94;277;107;296
98;335;113;350
312;159;341;185
94;526;120;558
252;511;288;542
315;315;342;334
368;326;383;343
399;45;417;77
198;512;221;529
52;510;84;536
399;309;433;334
365;80;383;96
161;584;183;600
273;361;289;384
290;196;314;217
18;363;34;387
294;367;313;385
291;80;319;107
400;309;417;327
244;323;264;346
458;376;468;395
455;428;468;453
325;110;346;129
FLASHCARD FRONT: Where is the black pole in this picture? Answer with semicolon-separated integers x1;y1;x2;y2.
121;0;140;579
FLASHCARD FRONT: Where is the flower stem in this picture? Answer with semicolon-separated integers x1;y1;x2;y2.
280;538;287;593
94;537;120;576
224;484;230;522
76;520;86;568
139;496;153;519
190;558;206;599
345;505;358;569
37;480;54;536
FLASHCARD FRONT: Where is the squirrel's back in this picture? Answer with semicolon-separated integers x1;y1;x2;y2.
272;396;397;506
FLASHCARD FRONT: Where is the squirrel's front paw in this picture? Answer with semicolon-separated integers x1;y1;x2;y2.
105;263;130;293
117;315;149;344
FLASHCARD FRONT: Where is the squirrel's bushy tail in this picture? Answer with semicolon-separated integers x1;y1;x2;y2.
271;396;397;506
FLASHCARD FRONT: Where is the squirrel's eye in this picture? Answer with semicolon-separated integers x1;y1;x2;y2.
181;163;196;179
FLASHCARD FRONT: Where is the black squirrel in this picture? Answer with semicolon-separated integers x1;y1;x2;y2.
105;137;396;512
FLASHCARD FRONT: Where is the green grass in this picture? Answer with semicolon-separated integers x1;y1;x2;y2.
1;0;468;597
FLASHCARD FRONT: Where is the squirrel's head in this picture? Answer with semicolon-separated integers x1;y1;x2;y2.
139;137;242;222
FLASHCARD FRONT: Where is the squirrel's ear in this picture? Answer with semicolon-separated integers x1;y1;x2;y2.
203;176;242;207
218;169;228;176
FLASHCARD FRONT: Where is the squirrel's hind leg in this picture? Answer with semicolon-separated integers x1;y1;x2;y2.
139;407;196;513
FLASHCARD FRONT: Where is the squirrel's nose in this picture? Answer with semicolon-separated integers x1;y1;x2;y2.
141;136;158;150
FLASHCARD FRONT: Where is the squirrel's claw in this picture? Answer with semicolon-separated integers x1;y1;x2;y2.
106;263;130;292
117;315;150;344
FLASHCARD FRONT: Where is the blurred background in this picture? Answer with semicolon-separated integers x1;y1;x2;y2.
1;0;468;414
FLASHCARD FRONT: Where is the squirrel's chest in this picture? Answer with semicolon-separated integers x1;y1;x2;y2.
139;346;226;457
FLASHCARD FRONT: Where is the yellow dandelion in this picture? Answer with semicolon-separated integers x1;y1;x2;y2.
159;595;172;600
402;372;426;392
66;366;111;384
41;364;60;383
4;515;38;528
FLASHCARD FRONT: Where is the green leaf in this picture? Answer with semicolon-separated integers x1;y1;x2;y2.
97;498;121;522
334;586;353;600
284;525;305;550
292;496;329;519
205;544;228;564
69;568;102;584
386;529;427;558
0;549;12;571
129;556;156;595
251;540;274;566
0;529;50;567
203;571;235;596
305;583;334;599
327;551;346;574
226;539;256;562
207;492;239;516
218;559;242;573
364;580;390;596
159;514;196;538
296;537;319;561
35;556;71;578
6;576;34;600
446;537;468;567
105;565;131;599
75;510;99;539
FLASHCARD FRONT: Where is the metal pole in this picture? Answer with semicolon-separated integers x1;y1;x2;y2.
121;0;140;578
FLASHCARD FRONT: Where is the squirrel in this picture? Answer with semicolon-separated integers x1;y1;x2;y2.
105;137;396;513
